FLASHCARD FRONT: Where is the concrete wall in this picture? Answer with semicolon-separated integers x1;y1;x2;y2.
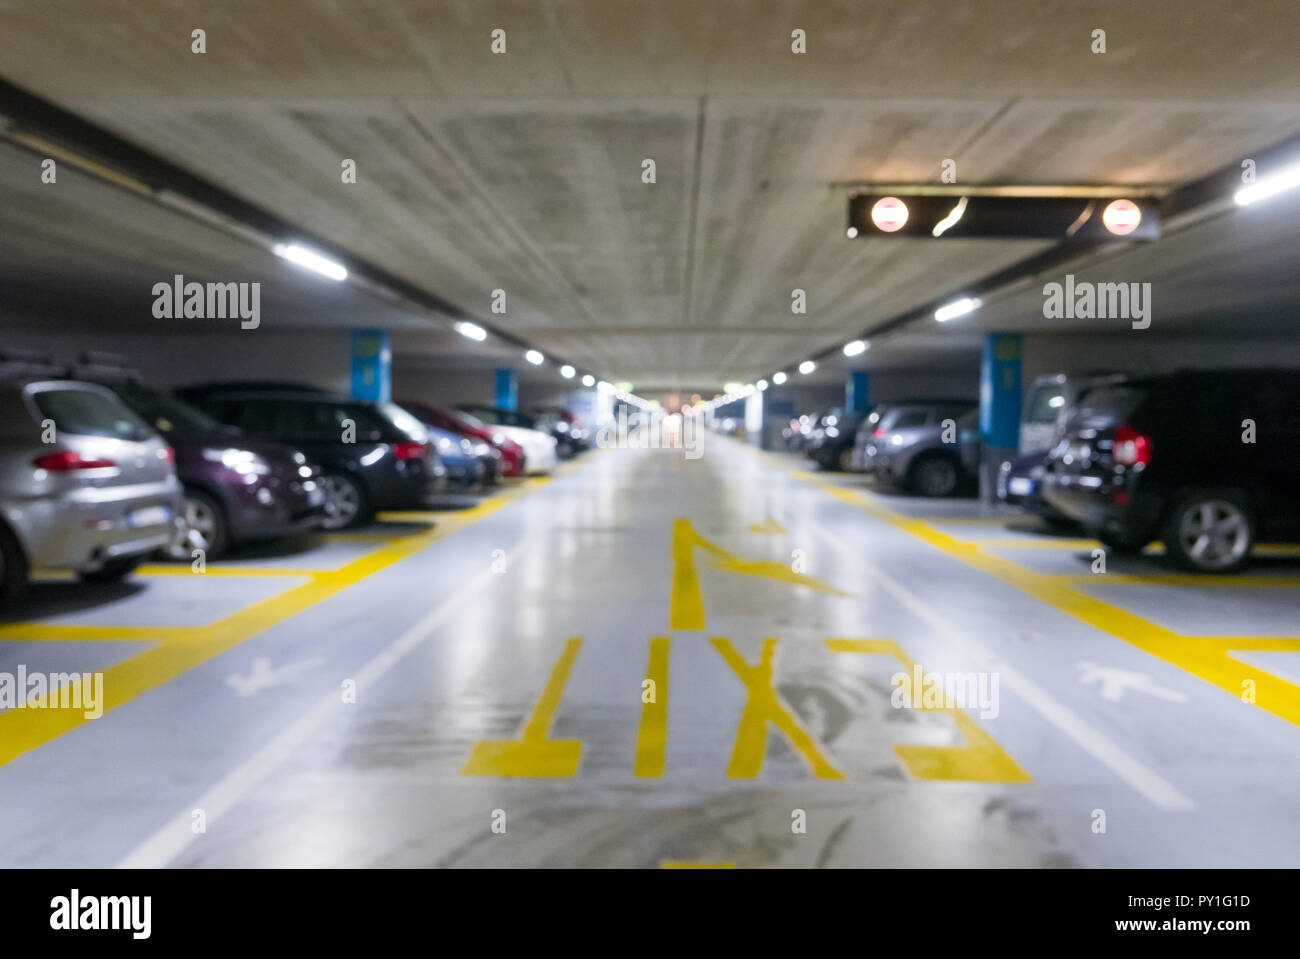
1022;333;1300;385
0;326;353;392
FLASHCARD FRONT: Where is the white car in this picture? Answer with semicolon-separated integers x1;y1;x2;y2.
495;425;557;474
456;406;557;475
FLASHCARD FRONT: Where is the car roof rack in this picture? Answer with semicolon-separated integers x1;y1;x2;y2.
68;350;141;383
0;348;65;380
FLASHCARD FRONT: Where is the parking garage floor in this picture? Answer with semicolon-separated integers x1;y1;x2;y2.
2;436;1299;869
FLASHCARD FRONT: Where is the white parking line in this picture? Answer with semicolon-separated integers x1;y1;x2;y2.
811;525;1195;811
115;543;531;868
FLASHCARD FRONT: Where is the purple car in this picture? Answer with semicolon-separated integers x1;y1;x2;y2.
94;380;327;556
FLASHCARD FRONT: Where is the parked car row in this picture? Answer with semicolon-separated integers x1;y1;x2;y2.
0;351;588;604
787;367;1300;573
796;398;980;498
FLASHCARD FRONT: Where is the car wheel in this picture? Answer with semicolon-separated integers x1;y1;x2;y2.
909;454;960;497
0;523;29;606
79;556;142;583
320;471;369;529
176;489;229;558
838;448;854;472
1162;488;1255;573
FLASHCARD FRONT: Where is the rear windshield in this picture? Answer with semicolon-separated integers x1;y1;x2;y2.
378;402;431;441
31;386;153;441
1024;385;1067;424
1070;386;1147;429
112;383;222;434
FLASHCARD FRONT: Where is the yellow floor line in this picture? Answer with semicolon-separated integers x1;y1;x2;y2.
634;636;671;777
0;473;562;766
754;447;1300;728
135;565;327;577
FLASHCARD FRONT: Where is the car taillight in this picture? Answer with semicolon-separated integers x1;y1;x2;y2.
1112;425;1151;466
873;427;885;438
33;451;116;471
392;441;430;461
164;446;175;464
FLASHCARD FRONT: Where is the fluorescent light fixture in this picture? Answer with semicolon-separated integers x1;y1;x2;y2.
273;243;347;281
934;297;981;322
723;381;744;394
454;321;487;341
773;371;788;385
1235;160;1300;206
560;364;575;379
842;339;868;357
798;360;816;375
525;350;544;365
931;196;969;237
756;379;768;391
582;374;595;387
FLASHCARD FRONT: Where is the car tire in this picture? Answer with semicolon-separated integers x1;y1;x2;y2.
320;471;370;530
0;522;29;606
908;453;960;497
79;556;142;583
178;488;230;559
1161;487;1255;573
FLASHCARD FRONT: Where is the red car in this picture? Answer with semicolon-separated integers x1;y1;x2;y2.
399;400;526;477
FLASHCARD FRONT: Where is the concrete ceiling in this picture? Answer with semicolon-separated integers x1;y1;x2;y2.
3;0;1300;392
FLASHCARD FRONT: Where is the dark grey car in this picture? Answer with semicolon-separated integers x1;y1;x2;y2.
872;400;979;496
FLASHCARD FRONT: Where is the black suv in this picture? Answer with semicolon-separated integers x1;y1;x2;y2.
178;387;447;529
1042;369;1300;572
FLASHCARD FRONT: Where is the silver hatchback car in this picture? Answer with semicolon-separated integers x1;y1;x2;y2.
0;378;182;604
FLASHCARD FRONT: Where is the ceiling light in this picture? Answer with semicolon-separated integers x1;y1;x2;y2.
454;321;487;341
870;196;909;233
1235;160;1300;206
582;374;595;387
934;297;981;322
560;364;575;378
756;379;768;391
273;243;348;281
798;360;816;375
931;196;969;237
525;350;544;365
842;339;868;357
1101;198;1142;235
846;227;859;239
772;371;788;385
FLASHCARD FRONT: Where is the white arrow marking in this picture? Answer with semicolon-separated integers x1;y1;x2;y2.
1077;661;1188;703
226;657;324;698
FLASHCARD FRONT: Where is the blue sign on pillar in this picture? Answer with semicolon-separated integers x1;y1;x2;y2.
846;370;870;413
495;368;518;411
350;329;391;403
980;332;1022;448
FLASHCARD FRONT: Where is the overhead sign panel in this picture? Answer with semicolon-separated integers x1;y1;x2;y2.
847;194;1160;241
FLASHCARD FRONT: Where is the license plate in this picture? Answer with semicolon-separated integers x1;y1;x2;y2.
127;505;172;528
1008;477;1033;496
